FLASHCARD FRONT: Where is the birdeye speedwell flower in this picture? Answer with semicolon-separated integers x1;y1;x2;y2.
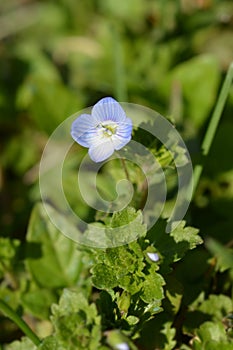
71;97;132;162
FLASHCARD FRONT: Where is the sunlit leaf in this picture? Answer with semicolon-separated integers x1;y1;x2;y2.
26;204;82;288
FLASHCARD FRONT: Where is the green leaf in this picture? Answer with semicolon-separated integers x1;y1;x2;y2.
203;344;233;350
170;221;203;251
100;0;145;21
91;243;143;292
180;345;192;350
17;53;80;134
108;207;147;246
164;275;183;315
1;130;39;175
0;237;20;276
206;238;233;272
148;220;203;272
193;321;233;350
0;287;20;311
161;55;220;128
38;336;62;350
51;289;102;350
29;79;79;134
110;207;146;230
89;223;165;321
21;288;57;319
141;270;164;304
91;264;118;289
160;322;177;350
117;291;131;316
84;207;147;247
26;203;83;288
198;294;233;321
91;208;146;294
4;337;36;350
184;294;233;335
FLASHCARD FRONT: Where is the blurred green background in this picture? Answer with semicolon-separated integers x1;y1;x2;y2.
0;0;233;348
0;0;233;254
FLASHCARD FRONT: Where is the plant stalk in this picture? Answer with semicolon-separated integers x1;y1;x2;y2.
120;157;130;181
0;299;41;346
192;62;233;195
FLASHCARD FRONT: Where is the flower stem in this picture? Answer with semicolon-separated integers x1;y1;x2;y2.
192;62;233;195
120;157;130;181
0;299;41;346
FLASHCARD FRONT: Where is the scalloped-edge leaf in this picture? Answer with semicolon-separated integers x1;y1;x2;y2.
141;271;165;304
51;289;102;350
91;263;118;289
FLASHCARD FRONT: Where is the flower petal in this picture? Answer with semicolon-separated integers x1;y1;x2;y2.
71;113;97;147
111;117;132;150
116;117;133;139
147;252;160;262
112;134;131;150
89;139;115;162
92;97;127;123
115;343;129;350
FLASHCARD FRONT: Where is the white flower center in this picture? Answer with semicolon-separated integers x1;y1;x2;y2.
97;121;118;137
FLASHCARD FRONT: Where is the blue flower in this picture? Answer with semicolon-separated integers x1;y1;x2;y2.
147;252;160;262
71;97;132;162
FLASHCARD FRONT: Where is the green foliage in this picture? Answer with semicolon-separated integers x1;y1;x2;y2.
18;77;79;134
1;0;233;349
21;288;56;320
85;208;166;336
206;238;233;272
161;55;220;128
48;289;102;350
192;321;233;350
148;220;203;273
183;293;233;336
160;322;176;350
105;206;147;246
4;337;36;350
26;204;83;288
0;238;20;279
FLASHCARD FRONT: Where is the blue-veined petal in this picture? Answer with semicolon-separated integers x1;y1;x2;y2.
71;97;133;162
92;97;126;123
76;128;101;148
116;117;133;139
71;113;98;147
89;139;115;162
111;133;131;150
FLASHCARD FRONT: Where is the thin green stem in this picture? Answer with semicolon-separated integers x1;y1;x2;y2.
0;299;41;346
120;157;130;181
112;25;127;102
192;62;233;195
